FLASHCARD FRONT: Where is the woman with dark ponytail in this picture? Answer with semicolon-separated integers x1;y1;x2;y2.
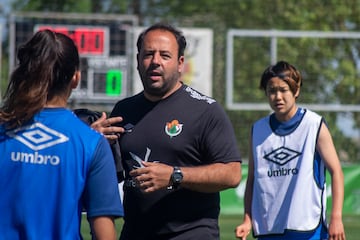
0;30;123;239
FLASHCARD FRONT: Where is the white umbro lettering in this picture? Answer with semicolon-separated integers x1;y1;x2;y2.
11;152;60;165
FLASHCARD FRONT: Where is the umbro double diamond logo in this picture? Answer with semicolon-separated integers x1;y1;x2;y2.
264;146;301;166
7;122;69;150
264;146;300;177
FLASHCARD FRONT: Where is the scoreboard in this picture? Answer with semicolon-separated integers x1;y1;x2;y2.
35;25;110;56
9;12;138;103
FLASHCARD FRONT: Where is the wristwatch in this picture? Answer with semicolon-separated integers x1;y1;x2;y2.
170;166;183;189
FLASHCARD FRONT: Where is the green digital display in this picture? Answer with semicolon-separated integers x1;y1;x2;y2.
106;70;122;96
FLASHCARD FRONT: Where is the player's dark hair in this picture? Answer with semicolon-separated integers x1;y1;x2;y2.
136;22;187;59
260;60;302;96
0;29;80;129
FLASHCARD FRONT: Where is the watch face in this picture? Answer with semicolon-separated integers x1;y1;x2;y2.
174;172;182;182
172;167;183;184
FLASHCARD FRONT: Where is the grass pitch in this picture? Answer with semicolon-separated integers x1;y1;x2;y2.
81;214;360;240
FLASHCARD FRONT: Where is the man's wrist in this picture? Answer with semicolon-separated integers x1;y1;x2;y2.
169;166;183;189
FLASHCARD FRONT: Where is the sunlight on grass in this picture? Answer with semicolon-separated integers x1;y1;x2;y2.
81;214;360;240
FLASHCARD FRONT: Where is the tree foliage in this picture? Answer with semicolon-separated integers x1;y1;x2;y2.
4;0;360;163
141;0;360;163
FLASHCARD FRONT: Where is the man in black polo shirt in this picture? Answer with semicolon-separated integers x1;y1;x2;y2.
92;23;242;240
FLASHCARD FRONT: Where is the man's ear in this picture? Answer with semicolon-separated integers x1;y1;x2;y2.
178;56;185;73
71;70;81;89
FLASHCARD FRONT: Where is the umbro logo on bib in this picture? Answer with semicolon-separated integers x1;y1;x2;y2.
264;146;300;177
264;146;300;165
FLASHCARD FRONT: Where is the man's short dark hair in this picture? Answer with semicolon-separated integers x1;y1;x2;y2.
136;23;187;59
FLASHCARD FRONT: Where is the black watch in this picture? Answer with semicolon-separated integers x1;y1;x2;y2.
170;166;183;189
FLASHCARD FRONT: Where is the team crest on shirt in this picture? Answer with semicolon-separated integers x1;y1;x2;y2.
165;120;183;138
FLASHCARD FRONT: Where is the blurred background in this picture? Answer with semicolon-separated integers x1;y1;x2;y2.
1;1;360;238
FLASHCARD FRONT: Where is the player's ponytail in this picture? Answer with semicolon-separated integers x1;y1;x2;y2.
0;29;80;129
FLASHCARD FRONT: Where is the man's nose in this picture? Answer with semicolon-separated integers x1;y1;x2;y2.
151;52;161;64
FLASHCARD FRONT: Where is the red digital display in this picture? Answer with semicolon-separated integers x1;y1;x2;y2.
36;25;108;56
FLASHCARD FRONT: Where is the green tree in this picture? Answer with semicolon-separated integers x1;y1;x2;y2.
3;0;360;163
140;0;360;163
10;0;129;13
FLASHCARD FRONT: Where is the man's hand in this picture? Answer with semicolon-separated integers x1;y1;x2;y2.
91;112;124;141
129;161;173;193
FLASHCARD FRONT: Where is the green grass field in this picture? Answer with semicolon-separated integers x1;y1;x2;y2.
81;214;360;240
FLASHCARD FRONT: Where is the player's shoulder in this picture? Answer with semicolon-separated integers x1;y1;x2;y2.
303;108;321;118
302;108;323;126
181;85;217;105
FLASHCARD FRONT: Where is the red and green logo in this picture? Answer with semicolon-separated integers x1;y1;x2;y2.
165;120;183;138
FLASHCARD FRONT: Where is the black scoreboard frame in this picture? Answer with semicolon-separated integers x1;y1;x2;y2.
9;12;138;104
